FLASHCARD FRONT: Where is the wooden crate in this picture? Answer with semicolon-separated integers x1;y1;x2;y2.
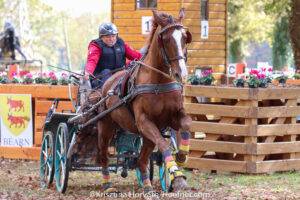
0;84;77;160
184;85;300;173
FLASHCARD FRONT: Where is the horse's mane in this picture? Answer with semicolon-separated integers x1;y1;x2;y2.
144;19;158;51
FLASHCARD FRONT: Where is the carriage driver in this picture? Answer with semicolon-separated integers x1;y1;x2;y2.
84;22;142;88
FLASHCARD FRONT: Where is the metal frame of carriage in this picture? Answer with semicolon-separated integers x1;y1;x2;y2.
39;76;179;194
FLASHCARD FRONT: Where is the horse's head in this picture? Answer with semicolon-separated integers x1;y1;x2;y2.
152;8;192;82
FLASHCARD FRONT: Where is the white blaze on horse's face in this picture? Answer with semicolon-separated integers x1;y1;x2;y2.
172;29;188;78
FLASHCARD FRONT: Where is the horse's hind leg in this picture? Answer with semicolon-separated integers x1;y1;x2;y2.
137;137;155;192
97;117;117;193
136;114;187;192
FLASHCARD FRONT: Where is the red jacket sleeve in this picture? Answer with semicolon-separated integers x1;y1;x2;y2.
124;43;142;61
85;42;102;74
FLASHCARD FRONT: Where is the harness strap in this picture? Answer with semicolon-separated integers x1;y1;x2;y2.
132;82;182;98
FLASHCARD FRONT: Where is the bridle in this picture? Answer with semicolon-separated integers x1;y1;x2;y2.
158;23;186;68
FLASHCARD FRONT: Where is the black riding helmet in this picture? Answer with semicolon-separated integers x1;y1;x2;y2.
99;22;118;37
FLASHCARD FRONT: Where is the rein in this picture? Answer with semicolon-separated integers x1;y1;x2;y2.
135;60;174;81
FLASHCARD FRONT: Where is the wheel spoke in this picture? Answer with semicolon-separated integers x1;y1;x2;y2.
59;133;63;149
41;162;47;168
46;161;51;170
42;150;48;158
56;150;62;159
44;138;48;155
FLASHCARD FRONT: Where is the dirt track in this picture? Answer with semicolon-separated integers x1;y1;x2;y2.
0;159;299;200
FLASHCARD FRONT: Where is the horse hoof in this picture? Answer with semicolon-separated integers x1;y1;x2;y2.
143;187;159;200
102;182;118;194
171;176;188;192
175;152;188;167
143;185;154;193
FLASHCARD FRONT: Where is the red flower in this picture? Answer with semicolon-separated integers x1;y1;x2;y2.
249;69;259;75
257;73;266;79
19;70;30;77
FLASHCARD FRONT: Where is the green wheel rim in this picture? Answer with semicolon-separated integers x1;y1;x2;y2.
39;131;54;188
159;163;171;192
135;168;144;188
54;123;70;193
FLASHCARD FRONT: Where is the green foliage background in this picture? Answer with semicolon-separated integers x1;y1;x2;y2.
228;0;294;69
0;0;296;70
0;0;109;71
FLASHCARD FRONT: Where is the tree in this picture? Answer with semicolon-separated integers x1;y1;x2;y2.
0;0;109;70
263;0;293;70
290;0;300;70
228;0;274;63
272;16;294;69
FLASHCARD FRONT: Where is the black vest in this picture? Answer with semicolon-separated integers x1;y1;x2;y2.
92;38;126;76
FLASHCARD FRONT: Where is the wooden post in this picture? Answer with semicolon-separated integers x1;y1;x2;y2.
244;100;258;173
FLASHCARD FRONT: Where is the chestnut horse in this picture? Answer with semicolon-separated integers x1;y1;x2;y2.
97;9;192;193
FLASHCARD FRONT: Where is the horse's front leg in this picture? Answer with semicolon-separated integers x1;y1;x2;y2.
174;108;192;167
137;137;155;193
136;114;188;192
97;117;117;193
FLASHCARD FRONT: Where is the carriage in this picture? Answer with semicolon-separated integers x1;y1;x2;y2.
39;80;178;193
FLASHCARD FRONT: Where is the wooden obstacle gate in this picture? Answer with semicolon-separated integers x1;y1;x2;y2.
184;85;300;173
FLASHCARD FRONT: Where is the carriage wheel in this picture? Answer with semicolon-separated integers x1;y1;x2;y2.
135;158;154;188
39;131;55;188
54;123;70;193
158;162;171;192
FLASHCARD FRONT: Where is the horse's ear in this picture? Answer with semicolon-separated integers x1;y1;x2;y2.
178;8;185;22
152;10;160;24
186;30;192;44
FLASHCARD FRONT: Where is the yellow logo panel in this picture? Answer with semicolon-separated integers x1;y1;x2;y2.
0;95;31;136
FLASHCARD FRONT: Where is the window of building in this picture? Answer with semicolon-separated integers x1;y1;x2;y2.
201;0;209;20
136;0;157;9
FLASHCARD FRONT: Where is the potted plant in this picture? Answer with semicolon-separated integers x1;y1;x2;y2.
0;72;9;84
199;69;214;85
58;72;70;85
34;72;47;84
11;73;20;83
233;78;245;87
22;72;34;84
293;73;300;80
276;75;288;85
46;72;58;85
187;74;201;85
247;75;260;88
